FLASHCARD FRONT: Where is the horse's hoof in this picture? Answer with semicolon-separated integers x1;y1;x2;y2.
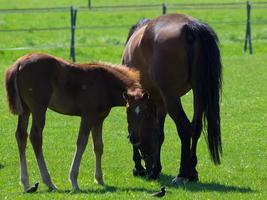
147;172;160;180
26;182;39;193
189;174;199;182
172;176;189;186
48;185;57;192
133;167;146;177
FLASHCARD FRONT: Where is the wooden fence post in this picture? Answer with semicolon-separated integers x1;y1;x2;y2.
244;1;253;54
88;0;91;9
162;3;167;14
70;6;77;62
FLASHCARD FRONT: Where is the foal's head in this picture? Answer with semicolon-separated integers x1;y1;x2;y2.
123;90;160;174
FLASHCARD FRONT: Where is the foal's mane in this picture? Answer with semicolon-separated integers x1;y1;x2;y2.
125;18;151;45
75;62;141;88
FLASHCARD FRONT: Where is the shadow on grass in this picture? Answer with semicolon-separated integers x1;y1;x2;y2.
183;182;255;193
54;184;155;195
157;173;255;193
25;173;255;195
56;185;117;194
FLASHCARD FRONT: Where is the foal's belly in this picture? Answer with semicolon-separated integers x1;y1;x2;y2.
48;91;82;116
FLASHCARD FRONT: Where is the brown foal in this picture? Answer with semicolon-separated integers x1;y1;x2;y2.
5;53;143;192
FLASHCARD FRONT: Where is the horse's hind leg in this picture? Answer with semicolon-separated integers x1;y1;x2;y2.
163;96;192;184
91;121;104;185
69;116;92;191
16;111;30;192
189;91;203;182
30;109;56;191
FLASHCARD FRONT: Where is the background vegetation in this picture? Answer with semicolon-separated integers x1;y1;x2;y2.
0;0;266;199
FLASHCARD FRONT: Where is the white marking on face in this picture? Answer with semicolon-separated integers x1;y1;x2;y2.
135;106;140;115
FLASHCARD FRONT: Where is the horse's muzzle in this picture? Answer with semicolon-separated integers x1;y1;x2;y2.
128;133;140;146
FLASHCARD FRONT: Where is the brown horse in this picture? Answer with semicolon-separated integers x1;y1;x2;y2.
5;53;143;192
122;13;222;184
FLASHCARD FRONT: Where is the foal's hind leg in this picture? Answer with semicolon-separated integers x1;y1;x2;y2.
163;96;192;184
16;111;30;191
69;116;92;191
30;110;56;191
91;121;104;185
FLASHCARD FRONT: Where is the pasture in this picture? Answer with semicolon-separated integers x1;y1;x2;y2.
0;0;266;199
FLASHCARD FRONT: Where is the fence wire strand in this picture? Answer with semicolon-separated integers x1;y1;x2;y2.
0;2;266;51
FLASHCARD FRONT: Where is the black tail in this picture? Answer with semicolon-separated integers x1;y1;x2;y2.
186;21;223;164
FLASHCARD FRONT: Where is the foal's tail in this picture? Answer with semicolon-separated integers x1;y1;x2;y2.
5;63;24;115
186;21;223;164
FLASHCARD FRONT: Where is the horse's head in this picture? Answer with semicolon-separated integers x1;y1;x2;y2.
123;90;161;177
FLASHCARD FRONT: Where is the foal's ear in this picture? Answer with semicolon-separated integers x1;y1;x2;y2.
122;92;129;101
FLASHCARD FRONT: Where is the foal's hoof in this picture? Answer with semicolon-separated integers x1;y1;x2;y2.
71;187;80;193
94;178;104;185
26;182;39;193
133;167;146;177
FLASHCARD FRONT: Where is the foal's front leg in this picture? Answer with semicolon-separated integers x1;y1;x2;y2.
91;122;104;185
69;116;92;191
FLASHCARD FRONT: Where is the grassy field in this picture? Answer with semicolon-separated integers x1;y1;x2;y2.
0;0;267;199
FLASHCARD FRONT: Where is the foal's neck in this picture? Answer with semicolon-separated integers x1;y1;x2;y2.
106;66;141;107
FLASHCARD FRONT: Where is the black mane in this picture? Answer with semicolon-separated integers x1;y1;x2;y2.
125;18;151;45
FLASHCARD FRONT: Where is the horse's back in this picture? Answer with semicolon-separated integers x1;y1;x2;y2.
124;14;195;97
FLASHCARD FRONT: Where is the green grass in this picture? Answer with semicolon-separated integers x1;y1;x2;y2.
0;0;267;199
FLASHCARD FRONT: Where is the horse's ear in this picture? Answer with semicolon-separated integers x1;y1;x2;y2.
122;92;129;100
142;92;150;100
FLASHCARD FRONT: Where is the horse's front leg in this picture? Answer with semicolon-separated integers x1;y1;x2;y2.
163;97;192;185
147;109;166;179
132;146;146;177
69;116;92;191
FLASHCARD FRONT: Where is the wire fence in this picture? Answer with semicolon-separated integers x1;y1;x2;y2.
1;2;267;13
0;1;266;53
